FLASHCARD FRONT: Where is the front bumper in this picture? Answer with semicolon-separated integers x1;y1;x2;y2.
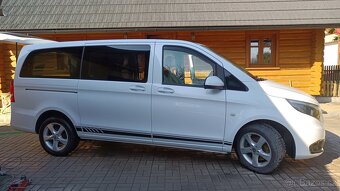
269;96;325;159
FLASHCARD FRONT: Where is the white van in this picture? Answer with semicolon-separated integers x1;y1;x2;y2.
11;40;325;174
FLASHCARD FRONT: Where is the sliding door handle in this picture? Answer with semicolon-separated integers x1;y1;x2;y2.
157;87;175;94
129;85;146;92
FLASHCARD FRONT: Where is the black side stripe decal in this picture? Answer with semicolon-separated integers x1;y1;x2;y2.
153;134;222;144
77;127;232;145
101;129;151;138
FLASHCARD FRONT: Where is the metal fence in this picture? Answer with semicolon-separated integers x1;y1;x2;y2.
322;65;340;97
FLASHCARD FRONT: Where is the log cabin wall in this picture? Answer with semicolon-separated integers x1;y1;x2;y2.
34;28;323;95
339;39;340;65
0;43;4;94
310;29;325;95
0;43;21;93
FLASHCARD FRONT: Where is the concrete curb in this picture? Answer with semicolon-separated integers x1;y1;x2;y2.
323;113;340;119
315;96;340;103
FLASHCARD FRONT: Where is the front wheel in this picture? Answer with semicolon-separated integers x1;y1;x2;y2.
39;117;79;156
235;123;286;174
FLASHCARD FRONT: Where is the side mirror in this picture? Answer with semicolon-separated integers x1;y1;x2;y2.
204;76;225;90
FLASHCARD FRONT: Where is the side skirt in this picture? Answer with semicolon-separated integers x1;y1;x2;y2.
76;126;231;154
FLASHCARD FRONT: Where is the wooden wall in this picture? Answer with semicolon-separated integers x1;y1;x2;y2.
310;30;325;95
0;43;4;94
339;40;340;65
249;29;324;94
0;43;20;94
33;29;324;95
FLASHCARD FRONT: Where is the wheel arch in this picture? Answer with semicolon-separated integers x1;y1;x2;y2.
35;110;77;134
233;119;296;158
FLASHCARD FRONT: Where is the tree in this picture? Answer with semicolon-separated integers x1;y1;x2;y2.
325;28;339;41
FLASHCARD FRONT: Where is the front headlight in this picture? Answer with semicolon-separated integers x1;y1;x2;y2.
287;99;321;120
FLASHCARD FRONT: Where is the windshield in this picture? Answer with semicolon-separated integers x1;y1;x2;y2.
198;44;266;81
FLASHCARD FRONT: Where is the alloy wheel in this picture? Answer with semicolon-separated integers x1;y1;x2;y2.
239;132;272;168
43;122;69;152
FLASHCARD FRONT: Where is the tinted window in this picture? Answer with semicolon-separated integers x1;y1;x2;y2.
224;70;248;91
163;46;224;87
20;47;83;78
82;45;150;82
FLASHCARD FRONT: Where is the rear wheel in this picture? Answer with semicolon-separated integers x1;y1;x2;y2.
235;123;286;174
39;117;79;156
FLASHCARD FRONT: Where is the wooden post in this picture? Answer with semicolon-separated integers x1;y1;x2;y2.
310;29;324;96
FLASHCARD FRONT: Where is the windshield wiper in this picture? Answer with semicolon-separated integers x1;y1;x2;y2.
254;76;267;81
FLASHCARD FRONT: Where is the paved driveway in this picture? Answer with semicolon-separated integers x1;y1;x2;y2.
0;117;339;191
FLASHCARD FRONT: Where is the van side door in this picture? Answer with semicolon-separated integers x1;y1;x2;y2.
151;43;226;152
77;43;154;143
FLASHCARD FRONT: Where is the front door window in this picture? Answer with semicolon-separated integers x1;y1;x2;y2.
162;46;222;87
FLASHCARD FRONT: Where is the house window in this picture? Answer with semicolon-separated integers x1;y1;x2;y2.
247;32;277;67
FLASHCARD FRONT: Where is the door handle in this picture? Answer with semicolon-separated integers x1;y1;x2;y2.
157;87;175;94
129;85;146;92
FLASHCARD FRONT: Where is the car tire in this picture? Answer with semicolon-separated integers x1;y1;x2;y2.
39;117;79;156
235;123;286;174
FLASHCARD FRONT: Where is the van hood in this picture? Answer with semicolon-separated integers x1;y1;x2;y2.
259;80;319;105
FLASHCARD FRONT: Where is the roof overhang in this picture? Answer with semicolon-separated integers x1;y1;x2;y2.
0;32;55;44
2;24;340;34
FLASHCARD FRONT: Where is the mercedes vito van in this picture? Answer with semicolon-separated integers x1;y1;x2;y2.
11;40;325;174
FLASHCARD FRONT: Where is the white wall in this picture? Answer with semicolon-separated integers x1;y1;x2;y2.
324;42;339;66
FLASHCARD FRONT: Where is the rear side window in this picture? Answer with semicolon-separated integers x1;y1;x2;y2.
82;45;150;82
20;47;83;79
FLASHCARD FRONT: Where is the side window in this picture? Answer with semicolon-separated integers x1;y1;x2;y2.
82;45;150;82
20;47;83;79
224;70;248;91
163;46;222;87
